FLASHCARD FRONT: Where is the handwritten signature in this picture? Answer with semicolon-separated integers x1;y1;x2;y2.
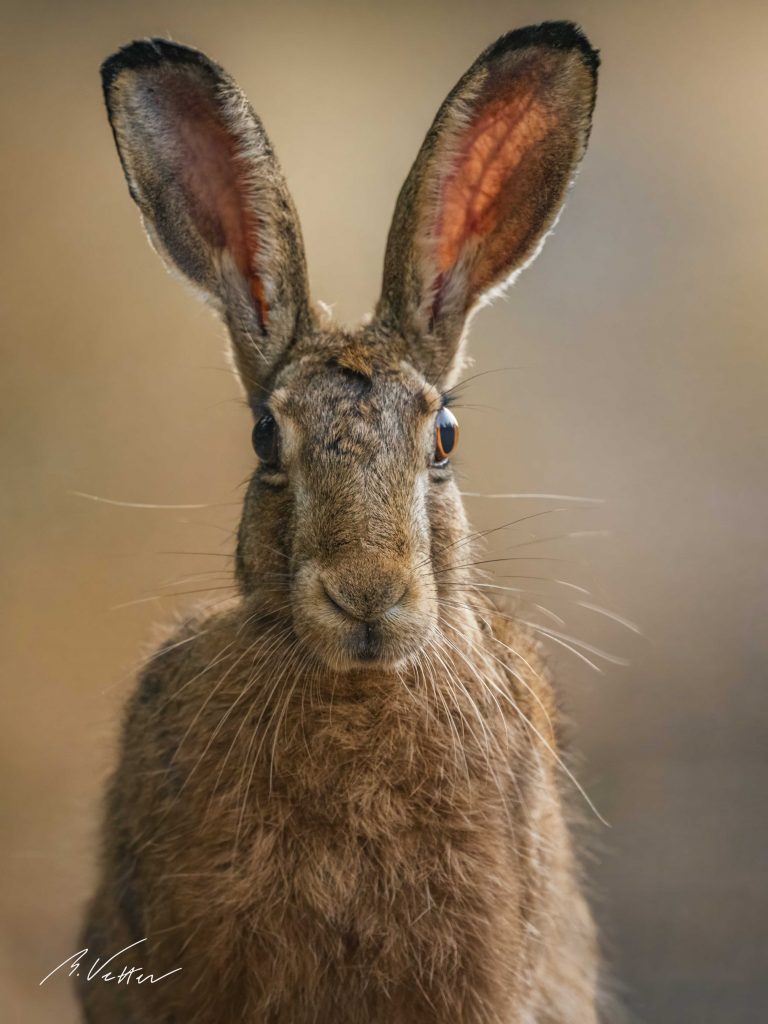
40;938;182;986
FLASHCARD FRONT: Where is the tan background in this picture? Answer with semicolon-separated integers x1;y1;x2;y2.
2;0;766;1020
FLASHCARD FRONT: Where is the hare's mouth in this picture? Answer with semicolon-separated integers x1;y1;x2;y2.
291;559;437;671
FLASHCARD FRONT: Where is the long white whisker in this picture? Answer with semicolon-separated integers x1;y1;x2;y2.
70;490;220;510
440;619;608;827
459;492;604;504
516;620;630;667
575;601;643;635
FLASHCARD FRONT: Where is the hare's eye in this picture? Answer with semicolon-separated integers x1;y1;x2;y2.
252;414;280;467
433;407;459;466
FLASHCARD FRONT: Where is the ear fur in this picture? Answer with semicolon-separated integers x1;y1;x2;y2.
375;22;599;384
101;38;312;394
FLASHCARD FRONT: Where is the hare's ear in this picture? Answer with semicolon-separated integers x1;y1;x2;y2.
375;22;598;384
101;39;312;394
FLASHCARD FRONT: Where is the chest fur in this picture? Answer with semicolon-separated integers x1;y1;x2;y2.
126;652;550;1019
223;699;524;919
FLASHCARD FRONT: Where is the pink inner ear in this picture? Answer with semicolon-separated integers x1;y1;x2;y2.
436;92;549;270
163;75;268;327
431;83;555;309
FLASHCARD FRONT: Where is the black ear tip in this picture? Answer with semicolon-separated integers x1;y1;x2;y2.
100;38;219;97
484;21;600;76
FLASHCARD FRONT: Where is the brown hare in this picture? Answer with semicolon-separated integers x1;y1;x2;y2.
80;21;601;1024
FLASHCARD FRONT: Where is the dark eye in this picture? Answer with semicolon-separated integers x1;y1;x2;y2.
252;413;280;467
433;406;459;466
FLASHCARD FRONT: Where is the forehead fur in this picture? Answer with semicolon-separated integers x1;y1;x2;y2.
263;323;442;413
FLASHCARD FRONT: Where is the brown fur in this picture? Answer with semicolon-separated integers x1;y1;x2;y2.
81;22;601;1023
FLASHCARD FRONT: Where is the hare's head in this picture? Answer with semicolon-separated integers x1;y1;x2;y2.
102;24;598;672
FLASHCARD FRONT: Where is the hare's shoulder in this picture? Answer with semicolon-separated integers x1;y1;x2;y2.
480;603;559;729
131;599;245;706
115;601;248;784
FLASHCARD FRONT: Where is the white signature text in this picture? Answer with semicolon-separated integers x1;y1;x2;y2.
40;938;182;986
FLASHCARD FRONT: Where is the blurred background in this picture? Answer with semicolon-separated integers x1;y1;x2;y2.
1;0;766;1020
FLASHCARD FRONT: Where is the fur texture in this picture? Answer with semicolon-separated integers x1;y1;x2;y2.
81;22;601;1023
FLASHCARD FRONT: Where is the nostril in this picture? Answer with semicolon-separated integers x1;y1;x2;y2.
384;586;408;614
322;584;361;622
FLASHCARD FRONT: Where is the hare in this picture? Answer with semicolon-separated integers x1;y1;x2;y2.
79;21;601;1024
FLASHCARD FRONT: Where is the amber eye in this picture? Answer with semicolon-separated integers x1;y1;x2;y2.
252;413;280;467
433;406;459;466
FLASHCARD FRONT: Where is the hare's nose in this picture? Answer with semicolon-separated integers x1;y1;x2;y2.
322;575;408;623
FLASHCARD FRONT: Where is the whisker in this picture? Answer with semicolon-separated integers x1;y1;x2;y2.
438;617;608;827
70;490;236;510
459;492;603;504
440;611;556;736
504;529;610;551
430;555;584;578
576;601;642;635
442;365;520;397
158;551;235;559
516;620;630;667
420;507;573;574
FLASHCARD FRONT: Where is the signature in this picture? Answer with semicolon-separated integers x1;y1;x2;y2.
40;938;182;986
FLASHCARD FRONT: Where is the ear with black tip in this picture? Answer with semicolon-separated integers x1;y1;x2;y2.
101;38;312;394
375;21;599;384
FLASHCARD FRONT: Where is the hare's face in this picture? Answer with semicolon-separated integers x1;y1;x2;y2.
102;27;597;670
237;345;460;669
